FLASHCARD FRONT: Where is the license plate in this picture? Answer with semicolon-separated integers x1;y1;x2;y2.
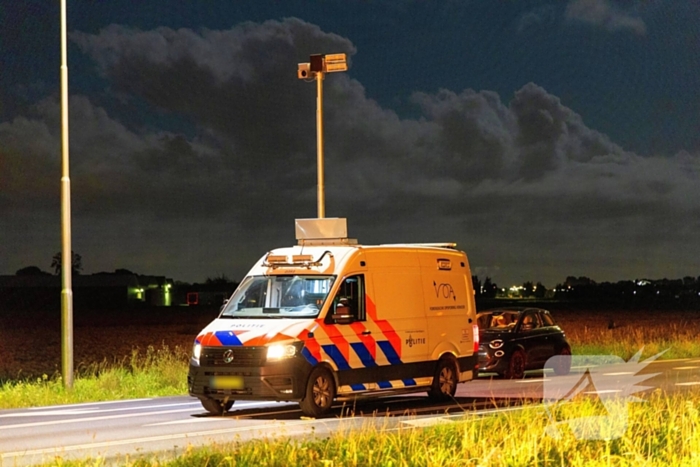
209;376;244;389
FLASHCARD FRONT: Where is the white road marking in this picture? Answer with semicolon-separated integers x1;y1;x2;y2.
0;409;102;417
0;401;201;418
0;417;332;459
515;378;550;384
647;358;689;363
675;382;700;386
672;366;700;370
0;408;197;430
27;398;154;410
0;425;279;459
145;417;232;426
145;403;300;426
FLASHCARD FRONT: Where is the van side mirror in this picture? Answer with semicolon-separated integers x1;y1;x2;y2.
332;312;354;325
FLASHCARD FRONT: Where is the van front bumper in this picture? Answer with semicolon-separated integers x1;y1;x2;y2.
188;347;313;402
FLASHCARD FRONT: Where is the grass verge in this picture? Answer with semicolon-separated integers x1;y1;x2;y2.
0;345;188;409
33;387;700;466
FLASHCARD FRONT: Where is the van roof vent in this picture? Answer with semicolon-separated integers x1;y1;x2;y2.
295;218;358;246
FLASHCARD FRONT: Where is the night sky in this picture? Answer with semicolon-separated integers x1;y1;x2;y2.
2;0;699;288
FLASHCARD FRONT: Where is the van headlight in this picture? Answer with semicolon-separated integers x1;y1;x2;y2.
267;343;299;361
192;342;202;362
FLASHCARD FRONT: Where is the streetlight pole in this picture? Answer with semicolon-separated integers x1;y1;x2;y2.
316;71;325;218
298;53;347;219
60;0;74;389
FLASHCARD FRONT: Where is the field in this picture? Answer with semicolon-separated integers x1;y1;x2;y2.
1;305;699;381
0;307;217;381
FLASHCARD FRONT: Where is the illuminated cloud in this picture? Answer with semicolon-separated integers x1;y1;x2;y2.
565;0;647;35
1;16;697;285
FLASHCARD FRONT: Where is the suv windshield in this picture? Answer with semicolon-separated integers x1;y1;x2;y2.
220;275;336;318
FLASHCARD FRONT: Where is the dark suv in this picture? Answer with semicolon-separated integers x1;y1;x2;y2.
477;307;571;379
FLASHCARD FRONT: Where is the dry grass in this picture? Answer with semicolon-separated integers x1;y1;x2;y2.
0;307;215;381
551;308;700;359
1;306;698;381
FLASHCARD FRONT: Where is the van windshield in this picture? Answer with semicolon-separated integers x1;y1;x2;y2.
220;275;336;319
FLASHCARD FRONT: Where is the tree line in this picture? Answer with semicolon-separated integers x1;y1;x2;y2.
14;254;700;308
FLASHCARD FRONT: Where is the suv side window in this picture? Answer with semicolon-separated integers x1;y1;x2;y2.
540;311;555;326
521;311;541;331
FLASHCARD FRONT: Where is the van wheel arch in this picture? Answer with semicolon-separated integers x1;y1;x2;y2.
428;354;459;401
299;364;337;417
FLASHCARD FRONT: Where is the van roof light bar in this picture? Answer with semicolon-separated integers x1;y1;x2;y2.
262;250;334;269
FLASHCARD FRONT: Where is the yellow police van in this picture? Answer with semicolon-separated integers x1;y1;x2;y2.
187;219;479;417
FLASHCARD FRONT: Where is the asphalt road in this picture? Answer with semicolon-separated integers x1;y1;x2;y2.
2;357;699;466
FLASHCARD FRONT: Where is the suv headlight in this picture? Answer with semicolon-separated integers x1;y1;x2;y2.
267;343;300;361
489;339;504;350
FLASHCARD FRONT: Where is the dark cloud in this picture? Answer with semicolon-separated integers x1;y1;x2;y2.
1;17;698;286
516;5;559;34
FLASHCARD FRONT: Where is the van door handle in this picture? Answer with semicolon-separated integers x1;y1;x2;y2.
362;330;372;335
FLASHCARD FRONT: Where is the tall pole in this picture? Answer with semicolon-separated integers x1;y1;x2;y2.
60;0;74;389
316;72;325;219
298;53;346;219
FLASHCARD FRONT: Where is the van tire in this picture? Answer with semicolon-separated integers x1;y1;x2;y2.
299;367;336;417
428;358;458;401
505;350;526;379
200;398;233;415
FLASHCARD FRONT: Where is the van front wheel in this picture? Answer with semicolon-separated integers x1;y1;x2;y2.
428;358;458;401
200;398;233;415
299;367;336;417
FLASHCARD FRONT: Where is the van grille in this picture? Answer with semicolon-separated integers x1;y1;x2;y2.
201;346;266;367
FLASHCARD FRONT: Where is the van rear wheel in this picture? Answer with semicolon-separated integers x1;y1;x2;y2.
299;367;336;417
200;398;233;415
428;358;458;401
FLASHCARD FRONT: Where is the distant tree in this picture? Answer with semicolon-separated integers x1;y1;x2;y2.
482;277;498;298
114;268;135;275
16;266;51;276
534;282;547;298
472;275;481;296
522;281;534;297
205;274;235;286
51;251;83;275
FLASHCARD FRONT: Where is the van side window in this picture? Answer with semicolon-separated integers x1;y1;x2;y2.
327;275;365;323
